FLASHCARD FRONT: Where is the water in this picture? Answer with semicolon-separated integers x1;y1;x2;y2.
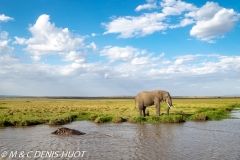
0;118;240;159
231;108;240;119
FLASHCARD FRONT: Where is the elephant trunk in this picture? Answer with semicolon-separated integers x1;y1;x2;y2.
166;97;172;108
166;96;172;115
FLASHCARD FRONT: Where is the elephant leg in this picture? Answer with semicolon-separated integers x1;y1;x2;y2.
143;106;146;117
166;107;170;115
155;103;160;116
138;106;143;117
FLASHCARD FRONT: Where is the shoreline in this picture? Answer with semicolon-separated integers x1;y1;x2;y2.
0;98;240;127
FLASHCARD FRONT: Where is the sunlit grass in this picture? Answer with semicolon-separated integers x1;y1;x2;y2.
0;98;240;126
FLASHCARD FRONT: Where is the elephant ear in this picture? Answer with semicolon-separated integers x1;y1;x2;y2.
161;91;168;100
154;90;163;100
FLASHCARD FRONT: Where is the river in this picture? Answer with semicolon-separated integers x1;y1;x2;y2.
0;113;240;160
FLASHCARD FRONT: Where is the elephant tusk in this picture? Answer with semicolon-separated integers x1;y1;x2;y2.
167;102;171;108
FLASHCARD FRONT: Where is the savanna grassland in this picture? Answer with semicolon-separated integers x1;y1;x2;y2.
0;97;240;127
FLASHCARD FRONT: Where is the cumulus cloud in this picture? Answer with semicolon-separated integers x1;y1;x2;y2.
148;54;240;77
0;31;9;39
160;0;197;16
186;2;221;20
169;18;195;28
62;51;86;63
0;22;15;64
135;2;158;12
162;1;239;42
14;14;95;61
1;2;240;96
1;44;240;96
189;3;239;42
0;32;14;55
180;18;195;26
131;56;150;65
100;46;140;62
0;14;14;22
100;45;157;66
103;0;239;42
88;42;98;52
174;57;193;65
102;12;166;38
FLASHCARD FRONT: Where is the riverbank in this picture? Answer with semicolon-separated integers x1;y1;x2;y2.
0;98;240;126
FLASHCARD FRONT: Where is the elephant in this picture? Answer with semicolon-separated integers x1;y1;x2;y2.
135;90;173;117
51;127;86;135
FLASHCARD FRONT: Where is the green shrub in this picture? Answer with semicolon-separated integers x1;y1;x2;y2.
48;114;77;125
94;116;113;123
112;116;126;123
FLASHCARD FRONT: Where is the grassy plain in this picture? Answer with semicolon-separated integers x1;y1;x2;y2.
0;98;240;126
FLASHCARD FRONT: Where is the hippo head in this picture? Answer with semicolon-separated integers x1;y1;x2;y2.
51;127;85;135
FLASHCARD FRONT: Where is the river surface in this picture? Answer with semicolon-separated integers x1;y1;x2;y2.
0;114;240;160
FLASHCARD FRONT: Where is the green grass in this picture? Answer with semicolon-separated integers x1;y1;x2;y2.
0;98;240;126
187;104;237;121
130;115;184;124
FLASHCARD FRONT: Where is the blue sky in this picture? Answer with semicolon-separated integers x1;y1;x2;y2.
0;0;240;96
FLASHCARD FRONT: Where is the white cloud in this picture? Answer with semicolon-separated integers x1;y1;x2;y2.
31;55;40;61
88;42;98;52
13;37;25;45
63;51;86;63
151;52;165;61
135;3;158;12
91;33;102;37
174;57;193;65
180;18;195;27
100;45;157;66
0;31;9;39
1;48;240;96
104;73;109;78
166;1;239;42
100;46;140;62
160;0;197;16
102;12;166;38
1;3;240;96
160;0;175;7
0;32;14;55
0;14;14;22
131;56;150;65
148;55;240;77
169;18;195;28
185;2;219;20
190;9;239;42
14;14;94;60
103;0;239;42
0;40;13;55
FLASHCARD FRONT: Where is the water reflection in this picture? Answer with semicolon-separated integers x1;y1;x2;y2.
0;119;240;159
231;109;240;119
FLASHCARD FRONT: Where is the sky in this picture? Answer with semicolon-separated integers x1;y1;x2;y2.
0;0;240;96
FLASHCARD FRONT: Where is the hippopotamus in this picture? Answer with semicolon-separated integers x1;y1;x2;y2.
51;127;85;135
